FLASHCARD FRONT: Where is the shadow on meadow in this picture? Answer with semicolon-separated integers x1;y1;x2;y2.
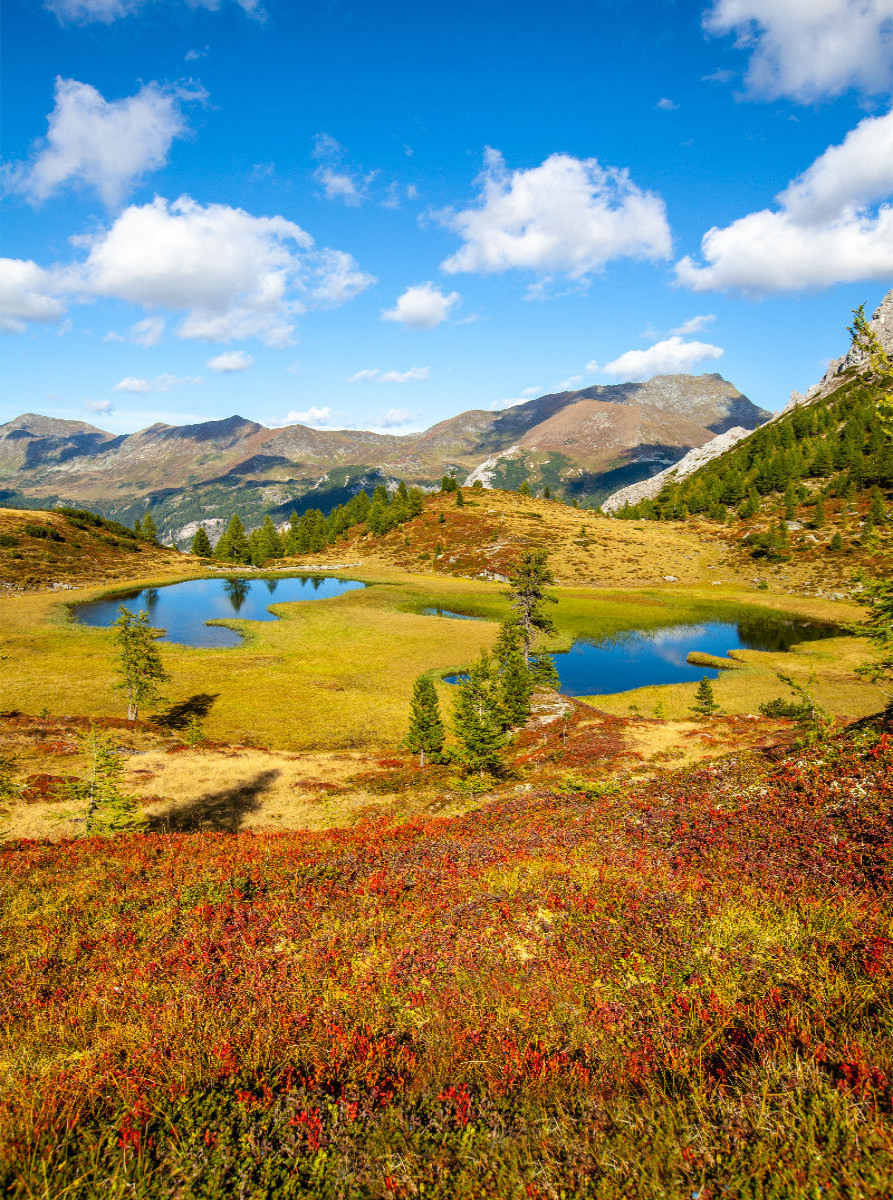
153;692;221;730
144;767;280;833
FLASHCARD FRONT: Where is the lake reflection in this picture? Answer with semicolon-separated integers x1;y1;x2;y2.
74;575;365;648
552;615;838;696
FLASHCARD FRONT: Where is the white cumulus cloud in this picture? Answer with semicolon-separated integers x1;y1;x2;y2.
84;398;114;413
72;195;374;346
349;366;430;383
0;258;68;332
283;406;342;429
8;78;204;207
704;0;893;101
590;336;724;380
370;408;417;430
676;107;893;293
207;350;253;372
381;282;460;329
438;148;671;285
657;97;679;110
114;373;201;392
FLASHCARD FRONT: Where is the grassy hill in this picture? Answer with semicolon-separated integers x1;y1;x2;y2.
0;506;187;592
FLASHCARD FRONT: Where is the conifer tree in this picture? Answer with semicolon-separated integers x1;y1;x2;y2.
493;623;533;729
140;512;159;545
811;496;826;529
456;489;465;507
543;485;551;499
259;514;284;559
504;550;558;667
868;487;888;526
405;675;446;766
113;606;169;721
440;475;458;493
191;526;213;557
690;677;720;717
452;652;506;776
215;514;250;563
829;531;844;552
518;480;531;497
61;725;145;836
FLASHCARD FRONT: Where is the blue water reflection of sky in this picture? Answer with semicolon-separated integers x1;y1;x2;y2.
74;576;364;649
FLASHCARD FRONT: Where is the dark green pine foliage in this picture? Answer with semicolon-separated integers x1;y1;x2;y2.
614;328;893;528
518;481;531;497
492;623;534;729
140;513;159;545
543;485;551;499
440;475;458;494
405;676;446;766
452;652;506;776
456;489;465;507
690;677;720;717
190;526;213;557
215;514;250;563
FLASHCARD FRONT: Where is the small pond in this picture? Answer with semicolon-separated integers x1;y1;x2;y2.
449;614;840;697
73;575;365;648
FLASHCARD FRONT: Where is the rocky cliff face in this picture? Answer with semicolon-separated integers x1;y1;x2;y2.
601;426;753;513
788;289;893;409
0;373;769;539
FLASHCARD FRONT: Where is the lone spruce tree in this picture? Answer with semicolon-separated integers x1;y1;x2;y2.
406;675;446;766
191;525;213;556
505;550;558;668
690;677;720;717
452;651;506;776
113;605;169;720
62;725;144;835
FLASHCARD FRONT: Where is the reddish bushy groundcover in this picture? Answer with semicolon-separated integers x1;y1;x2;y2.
1;727;892;1198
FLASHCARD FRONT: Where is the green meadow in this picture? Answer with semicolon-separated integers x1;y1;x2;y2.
0;568;879;749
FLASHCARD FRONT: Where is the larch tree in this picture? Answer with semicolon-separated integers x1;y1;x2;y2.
405;675;446;767
113;605;169;721
504;550;558;668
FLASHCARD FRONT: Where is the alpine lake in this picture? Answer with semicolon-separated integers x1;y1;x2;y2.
73;576;841;697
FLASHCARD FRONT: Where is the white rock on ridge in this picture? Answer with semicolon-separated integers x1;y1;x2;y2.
464;444;522;487
601;426;751;513
787;289;893;410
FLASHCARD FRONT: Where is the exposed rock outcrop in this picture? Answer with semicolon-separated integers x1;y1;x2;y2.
601;426;752;512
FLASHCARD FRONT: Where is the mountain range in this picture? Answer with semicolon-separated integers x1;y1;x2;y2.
0;372;770;543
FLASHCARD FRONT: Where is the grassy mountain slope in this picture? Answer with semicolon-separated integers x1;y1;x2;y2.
0;506;187;592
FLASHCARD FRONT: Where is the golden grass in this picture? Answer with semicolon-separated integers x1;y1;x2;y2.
3;746;472;842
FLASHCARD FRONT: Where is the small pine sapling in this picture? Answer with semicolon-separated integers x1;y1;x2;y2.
690;677;720;717
452;652;506;776
60;726;145;836
191;526;213;556
405;675;446;767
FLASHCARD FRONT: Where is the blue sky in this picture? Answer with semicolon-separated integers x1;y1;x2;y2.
2;0;891;435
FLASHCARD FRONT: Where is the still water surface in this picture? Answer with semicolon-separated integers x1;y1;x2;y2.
551;617;837;696
74;575;365;648
442;613;838;696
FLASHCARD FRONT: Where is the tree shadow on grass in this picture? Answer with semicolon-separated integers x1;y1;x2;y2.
145;768;280;833
154;693;220;730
